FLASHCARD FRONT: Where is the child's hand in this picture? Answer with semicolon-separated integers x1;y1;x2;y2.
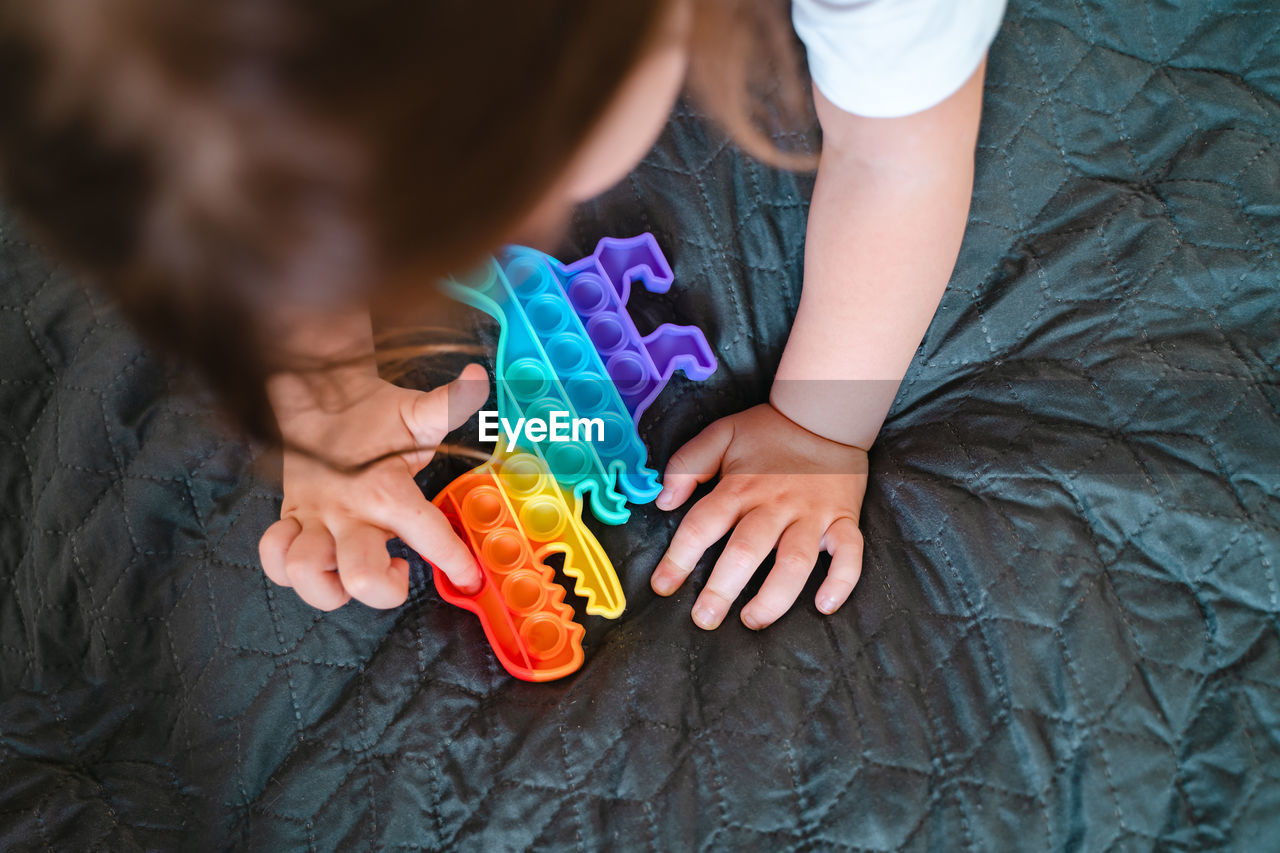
257;364;488;610
650;403;868;630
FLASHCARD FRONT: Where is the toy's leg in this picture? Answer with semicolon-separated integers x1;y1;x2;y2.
593;235;674;298
643;325;717;383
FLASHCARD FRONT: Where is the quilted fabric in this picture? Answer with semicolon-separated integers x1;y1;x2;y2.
2;0;1278;849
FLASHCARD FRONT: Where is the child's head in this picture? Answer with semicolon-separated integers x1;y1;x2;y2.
0;0;809;442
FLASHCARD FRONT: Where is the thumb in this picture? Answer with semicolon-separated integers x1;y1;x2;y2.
656;417;734;510
404;363;490;447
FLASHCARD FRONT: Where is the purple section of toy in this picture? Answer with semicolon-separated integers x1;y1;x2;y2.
559;234;717;425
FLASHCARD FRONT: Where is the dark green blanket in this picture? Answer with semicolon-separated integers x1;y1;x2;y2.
2;0;1277;849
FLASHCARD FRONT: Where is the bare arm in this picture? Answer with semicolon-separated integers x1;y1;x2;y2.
771;59;987;449
650;60;988;630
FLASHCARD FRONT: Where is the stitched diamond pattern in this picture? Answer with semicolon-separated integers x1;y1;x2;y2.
1;0;1277;849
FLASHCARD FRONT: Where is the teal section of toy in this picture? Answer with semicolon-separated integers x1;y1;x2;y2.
444;234;716;526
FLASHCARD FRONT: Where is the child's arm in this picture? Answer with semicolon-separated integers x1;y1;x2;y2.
650;59;987;630
257;305;486;609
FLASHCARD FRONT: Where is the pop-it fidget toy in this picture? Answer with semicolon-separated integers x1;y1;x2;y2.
431;439;621;681
443;234;717;526
430;234;716;681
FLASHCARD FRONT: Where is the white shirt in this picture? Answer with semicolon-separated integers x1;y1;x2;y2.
791;0;1007;118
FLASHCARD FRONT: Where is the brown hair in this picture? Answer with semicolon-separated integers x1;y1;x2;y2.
0;0;812;452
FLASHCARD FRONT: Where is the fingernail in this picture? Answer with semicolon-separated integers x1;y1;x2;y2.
654;555;684;593
818;595;839;614
741;610;761;630
692;605;718;629
655;490;672;510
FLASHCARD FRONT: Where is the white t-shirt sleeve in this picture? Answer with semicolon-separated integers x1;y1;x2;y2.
791;0;1007;118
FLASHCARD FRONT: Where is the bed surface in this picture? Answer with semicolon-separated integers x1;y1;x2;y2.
2;0;1278;849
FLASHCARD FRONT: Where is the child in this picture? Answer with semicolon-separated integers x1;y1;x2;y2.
0;0;1005;630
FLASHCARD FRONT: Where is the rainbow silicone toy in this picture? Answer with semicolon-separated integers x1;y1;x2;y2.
443;234;716;525
430;234;716;681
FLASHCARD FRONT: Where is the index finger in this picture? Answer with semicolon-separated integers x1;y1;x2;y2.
367;490;483;594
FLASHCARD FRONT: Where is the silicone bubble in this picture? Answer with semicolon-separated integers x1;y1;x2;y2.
606;351;649;396
567;273;609;313
506;255;553;296
500;452;546;497
519;496;567;541
505;358;551;402
546;335;591;375
521;614;569;661
461;485;506;532
523;396;562;429
502;570;546;615
565;374;609;415
586;314;627;356
481;529;527;576
526;294;572;337
544;441;593;484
